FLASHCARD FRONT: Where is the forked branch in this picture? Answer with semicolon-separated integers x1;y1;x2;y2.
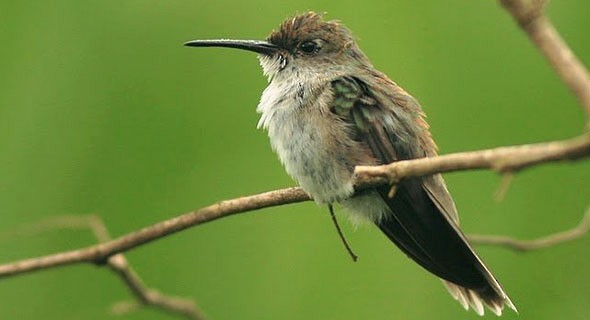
0;215;206;320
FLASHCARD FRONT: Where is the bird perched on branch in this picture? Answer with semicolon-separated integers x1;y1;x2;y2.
185;12;516;315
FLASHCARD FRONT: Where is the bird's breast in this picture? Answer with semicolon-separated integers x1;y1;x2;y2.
257;81;360;203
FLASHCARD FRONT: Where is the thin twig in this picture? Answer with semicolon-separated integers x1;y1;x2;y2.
0;135;587;279
469;206;590;251
0;215;109;243
493;173;514;203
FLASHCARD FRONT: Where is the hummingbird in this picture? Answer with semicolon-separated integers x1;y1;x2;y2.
185;12;516;315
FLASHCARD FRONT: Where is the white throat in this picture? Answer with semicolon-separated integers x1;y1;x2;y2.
256;55;309;130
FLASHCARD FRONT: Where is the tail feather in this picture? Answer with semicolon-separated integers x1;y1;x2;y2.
443;281;517;316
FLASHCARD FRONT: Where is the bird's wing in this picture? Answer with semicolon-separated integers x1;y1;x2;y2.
330;75;511;304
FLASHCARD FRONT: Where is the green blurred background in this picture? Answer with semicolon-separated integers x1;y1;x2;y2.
1;0;589;319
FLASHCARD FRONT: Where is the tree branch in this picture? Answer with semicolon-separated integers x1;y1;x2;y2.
499;0;590;120
0;134;587;279
108;255;205;320
0;188;311;278
354;134;589;185
469;206;590;251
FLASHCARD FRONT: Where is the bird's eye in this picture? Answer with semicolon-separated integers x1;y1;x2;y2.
299;41;319;55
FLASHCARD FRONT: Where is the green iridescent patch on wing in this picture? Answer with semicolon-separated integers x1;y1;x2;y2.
331;77;362;117
330;77;375;132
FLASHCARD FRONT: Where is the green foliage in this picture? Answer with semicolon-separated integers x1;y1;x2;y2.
0;1;589;319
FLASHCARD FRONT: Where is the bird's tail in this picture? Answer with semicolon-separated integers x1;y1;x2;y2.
373;179;517;316
443;280;517;316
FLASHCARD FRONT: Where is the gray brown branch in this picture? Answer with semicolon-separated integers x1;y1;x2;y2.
0;134;587;279
108;254;205;320
354;134;589;185
499;0;590;120
469;206;590;251
0;215;206;320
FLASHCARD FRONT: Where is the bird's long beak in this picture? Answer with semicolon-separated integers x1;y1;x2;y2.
184;39;279;55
